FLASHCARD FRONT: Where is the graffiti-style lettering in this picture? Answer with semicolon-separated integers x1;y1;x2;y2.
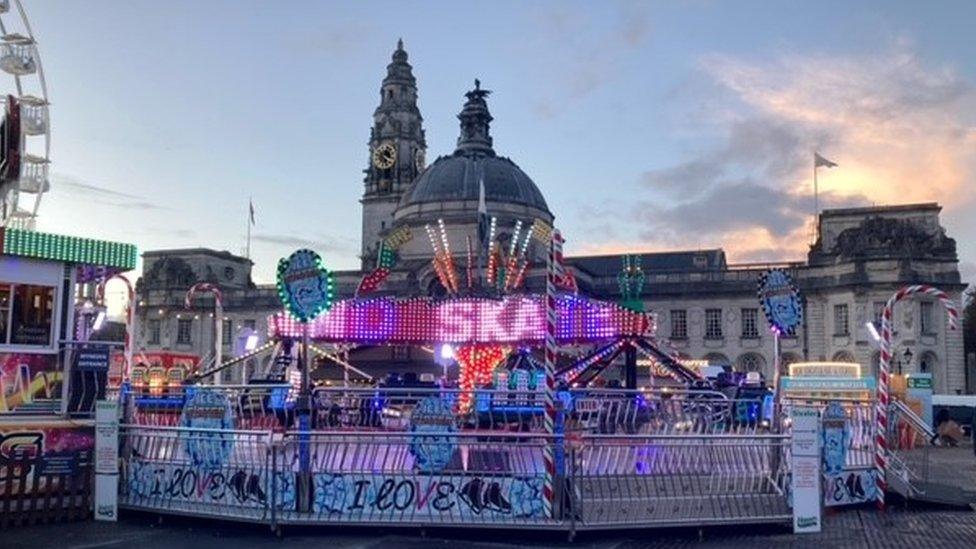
432;481;456;511
349;479;370;510
824;470;878;507
312;474;543;519
125;462;293;510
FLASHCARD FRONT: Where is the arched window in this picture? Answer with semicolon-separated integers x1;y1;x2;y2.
736;353;766;373
919;351;939;374
832;350;856;363
702;353;730;366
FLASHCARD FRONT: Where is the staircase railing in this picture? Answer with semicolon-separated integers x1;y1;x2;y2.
888;398;932;495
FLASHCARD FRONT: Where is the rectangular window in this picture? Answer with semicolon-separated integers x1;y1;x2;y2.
6;284;56;346
920;302;934;334
177;318;193;345
834;304;849;336
741;308;759;339
222;319;232;345
148;319;161;345
670;310;687;339
705;309;723;339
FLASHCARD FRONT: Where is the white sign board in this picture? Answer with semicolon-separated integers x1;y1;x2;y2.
94;400;119;521
790;407;822;533
95;400;119;474
94;474;119;521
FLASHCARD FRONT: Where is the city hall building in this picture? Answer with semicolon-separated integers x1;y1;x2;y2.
133;42;969;394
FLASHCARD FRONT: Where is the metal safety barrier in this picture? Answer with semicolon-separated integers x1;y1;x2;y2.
274;431;556;528
115;387;795;532
119;425;281;522
887;399;932;495
570;434;791;529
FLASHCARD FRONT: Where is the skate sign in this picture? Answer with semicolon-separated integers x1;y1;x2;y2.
757;268;803;336
277;249;334;323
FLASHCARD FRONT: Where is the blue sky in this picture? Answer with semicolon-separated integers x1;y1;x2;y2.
26;0;976;284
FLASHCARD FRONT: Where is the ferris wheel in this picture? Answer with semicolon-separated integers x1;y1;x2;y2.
0;0;49;230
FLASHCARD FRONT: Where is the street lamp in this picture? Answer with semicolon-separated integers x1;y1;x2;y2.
902;348;913;375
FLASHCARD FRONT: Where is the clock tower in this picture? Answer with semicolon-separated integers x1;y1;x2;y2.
361;39;427;268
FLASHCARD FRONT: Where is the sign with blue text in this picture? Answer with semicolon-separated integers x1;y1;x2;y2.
757;268;803;336
276;249;334;323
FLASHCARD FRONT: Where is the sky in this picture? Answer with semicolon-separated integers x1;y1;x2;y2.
22;0;976;287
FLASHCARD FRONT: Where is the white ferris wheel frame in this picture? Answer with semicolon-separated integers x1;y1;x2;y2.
0;0;50;229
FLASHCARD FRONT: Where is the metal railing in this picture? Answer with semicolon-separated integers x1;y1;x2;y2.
570;434;791;529
274;430;554;527
781;400;875;470
123;384;295;430
115;388;795;532
119;424;280;522
888;399;932;494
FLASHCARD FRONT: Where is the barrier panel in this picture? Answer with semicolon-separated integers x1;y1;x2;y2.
114;388;796;532
118;425;282;523
782;400;875;470
275;431;556;528
887;400;931;493
571;434;790;529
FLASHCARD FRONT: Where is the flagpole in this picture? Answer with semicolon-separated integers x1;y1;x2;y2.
813;156;819;244
246;197;252;260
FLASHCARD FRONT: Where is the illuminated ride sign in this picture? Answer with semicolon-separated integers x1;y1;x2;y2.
268;294;650;346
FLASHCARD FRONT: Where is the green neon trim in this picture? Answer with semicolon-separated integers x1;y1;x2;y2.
2;228;137;270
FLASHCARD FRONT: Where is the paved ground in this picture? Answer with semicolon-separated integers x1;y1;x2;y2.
926;443;976;490
6;504;976;549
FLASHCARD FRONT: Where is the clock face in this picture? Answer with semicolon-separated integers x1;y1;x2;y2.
372;142;397;170
415;148;426;172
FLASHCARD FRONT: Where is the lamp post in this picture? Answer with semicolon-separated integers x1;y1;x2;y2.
901;348;913;375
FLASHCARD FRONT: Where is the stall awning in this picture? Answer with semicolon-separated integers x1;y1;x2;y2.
0;227;136;270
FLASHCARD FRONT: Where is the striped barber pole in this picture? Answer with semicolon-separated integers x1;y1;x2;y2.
876;284;959;510
543;229;564;520
97;274;135;381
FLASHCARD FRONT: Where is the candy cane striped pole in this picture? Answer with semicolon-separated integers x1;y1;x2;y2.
875;284;958;511
543;229;564;520
97;274;135;383
185;283;224;384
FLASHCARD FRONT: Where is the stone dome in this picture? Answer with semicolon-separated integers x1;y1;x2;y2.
399;154;549;212
394;80;551;221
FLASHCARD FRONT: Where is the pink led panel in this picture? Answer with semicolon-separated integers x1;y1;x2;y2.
268;295;651;345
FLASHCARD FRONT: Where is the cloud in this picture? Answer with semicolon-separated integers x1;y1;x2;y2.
52;173;166;210
530;2;653;118
597;43;976;263
252;233;356;255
